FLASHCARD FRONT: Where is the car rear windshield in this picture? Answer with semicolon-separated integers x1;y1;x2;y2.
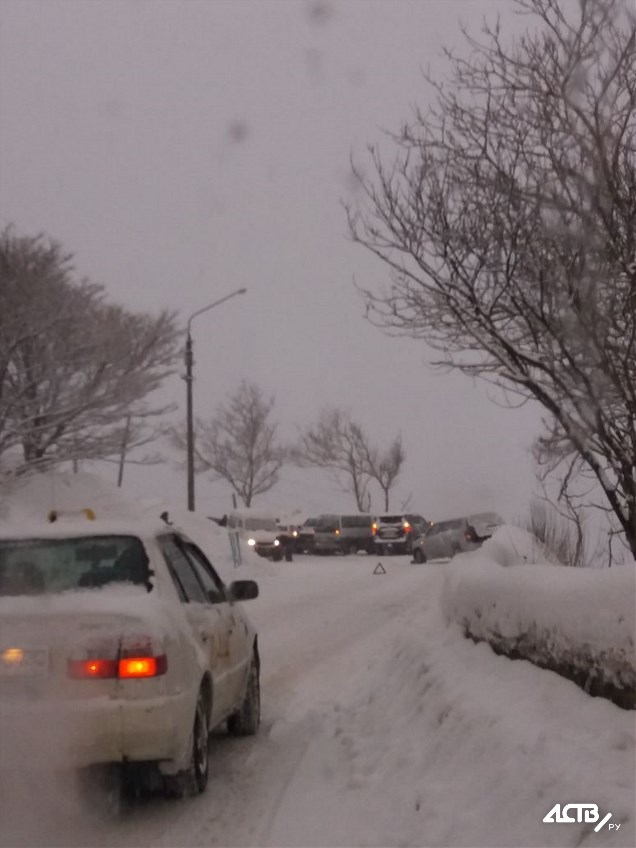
379;515;404;524
341;516;371;528
469;512;502;524
0;535;150;596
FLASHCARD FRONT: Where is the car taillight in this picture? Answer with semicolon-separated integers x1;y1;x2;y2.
68;658;118;679
334;528;340;536
119;655;168;678
69;634;167;680
403;521;411;533
371;522;378;535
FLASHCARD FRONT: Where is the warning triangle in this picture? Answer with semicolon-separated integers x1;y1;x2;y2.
373;562;387;574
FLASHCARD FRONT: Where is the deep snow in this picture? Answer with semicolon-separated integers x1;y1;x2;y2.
0;473;633;847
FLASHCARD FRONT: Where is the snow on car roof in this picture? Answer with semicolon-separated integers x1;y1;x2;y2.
0;516;170;542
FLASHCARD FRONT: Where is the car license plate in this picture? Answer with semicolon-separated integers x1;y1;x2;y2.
0;647;49;678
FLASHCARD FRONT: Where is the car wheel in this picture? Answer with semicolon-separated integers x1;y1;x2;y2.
227;654;260;737
164;690;209;798
413;548;426;564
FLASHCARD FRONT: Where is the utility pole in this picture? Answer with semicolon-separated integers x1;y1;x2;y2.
184;288;247;511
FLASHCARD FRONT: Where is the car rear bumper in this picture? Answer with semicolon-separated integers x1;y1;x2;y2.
0;692;189;769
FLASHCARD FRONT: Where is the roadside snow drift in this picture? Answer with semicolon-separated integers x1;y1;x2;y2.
442;527;636;708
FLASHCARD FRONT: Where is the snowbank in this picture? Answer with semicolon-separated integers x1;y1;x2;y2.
479;524;561;566
441;528;636;708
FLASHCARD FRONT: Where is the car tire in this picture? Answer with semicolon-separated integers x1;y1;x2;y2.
164;690;209;798
227;654;260;737
413;548;426;564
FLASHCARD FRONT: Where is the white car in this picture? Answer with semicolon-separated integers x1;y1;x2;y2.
411;512;504;563
0;511;260;807
227;508;282;560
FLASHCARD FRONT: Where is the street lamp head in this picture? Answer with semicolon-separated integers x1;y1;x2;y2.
186;287;248;335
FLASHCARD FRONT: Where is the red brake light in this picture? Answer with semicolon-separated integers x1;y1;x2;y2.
371;522;378;535
403;521;411;532
334;528;340;535
119;655;167;678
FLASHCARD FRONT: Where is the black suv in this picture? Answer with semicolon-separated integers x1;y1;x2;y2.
372;513;430;555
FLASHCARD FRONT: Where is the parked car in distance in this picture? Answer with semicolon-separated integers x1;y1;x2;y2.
295;517;319;553
411;512;504;563
372;513;430;555
0;511;260;808
227;509;282;560
313;514;374;555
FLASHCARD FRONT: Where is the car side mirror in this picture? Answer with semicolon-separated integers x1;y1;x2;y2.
228;579;259;601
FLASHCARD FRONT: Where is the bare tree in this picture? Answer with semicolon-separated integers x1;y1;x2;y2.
0;228;180;472
356;434;406;511
295;409;403;511
348;0;636;554
295;408;372;511
178;381;286;507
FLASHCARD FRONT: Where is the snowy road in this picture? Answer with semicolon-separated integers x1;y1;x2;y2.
1;554;633;848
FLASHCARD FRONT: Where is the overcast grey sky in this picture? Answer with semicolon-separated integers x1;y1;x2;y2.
0;0;547;521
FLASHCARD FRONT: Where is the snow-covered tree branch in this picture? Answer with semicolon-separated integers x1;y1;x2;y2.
348;0;636;554
0;227;180;473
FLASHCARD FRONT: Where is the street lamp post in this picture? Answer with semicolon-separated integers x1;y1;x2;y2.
184;288;247;511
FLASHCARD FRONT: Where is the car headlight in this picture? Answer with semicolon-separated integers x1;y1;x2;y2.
247;538;256;546
274;539;280;546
